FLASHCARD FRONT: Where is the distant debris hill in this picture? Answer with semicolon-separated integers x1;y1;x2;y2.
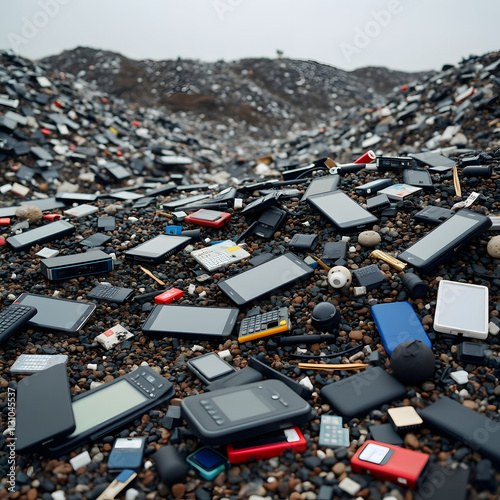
40;47;431;133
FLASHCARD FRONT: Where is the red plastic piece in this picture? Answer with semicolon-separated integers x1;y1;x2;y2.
154;288;184;305
227;426;307;464
354;150;376;164
132;120;141;127
41;128;51;136
0;218;11;225
116;150;123;157
42;214;61;222
54;101;62;108
401;84;409;92
0;237;6;246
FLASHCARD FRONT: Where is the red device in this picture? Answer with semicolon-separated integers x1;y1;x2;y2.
351;440;429;488
0;218;11;225
42;214;61;222
154;288;184;305
184;209;231;229
226;426;306;464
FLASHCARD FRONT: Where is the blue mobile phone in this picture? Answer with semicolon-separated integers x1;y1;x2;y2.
371;302;432;356
186;446;228;480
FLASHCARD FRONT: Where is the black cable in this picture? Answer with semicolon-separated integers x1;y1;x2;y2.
289;343;364;360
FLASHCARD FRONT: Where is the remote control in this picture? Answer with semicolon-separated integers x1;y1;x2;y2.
10;354;69;374
318;415;349;448
87;284;134;304
0;304;38;344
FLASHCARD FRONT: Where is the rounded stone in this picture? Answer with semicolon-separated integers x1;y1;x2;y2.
358;230;381;247
487;235;500;258
15;205;43;222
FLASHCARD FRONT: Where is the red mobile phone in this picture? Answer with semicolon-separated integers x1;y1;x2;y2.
184;209;231;229
226;426;306;464
154;288;184;305
351;440;429;488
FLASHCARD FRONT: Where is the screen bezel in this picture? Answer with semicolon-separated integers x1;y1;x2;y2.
142;304;239;339
399;210;490;270
14;293;96;333
218;252;314;306
307;190;378;231
125;234;191;261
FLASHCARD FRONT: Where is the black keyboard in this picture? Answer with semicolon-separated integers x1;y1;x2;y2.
0;304;37;344
87;284;134;304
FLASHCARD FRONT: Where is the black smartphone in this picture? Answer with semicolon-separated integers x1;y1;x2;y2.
133;197;155;209
399;210;492;272
187;352;236;385
162;194;210;210
413;206;454;225
55;192;99;203
218;252;314;306
307;190;378;232
125;234;192;264
7;220;75;251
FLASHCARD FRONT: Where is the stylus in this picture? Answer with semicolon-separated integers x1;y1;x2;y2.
132;289;169;303
276;334;337;345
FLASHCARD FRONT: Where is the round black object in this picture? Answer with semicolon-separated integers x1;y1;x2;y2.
153;445;189;485
390;340;435;385
402;273;428;298
311;302;341;332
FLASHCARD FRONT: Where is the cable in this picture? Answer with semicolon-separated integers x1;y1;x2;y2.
289;343;364;360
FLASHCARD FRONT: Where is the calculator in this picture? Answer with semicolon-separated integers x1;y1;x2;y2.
191;240;250;272
11;354;69;374
87;284;134;304
238;307;290;343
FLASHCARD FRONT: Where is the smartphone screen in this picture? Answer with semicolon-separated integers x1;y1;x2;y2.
359;443;390;464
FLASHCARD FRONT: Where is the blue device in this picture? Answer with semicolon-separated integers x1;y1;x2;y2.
186;446;228;480
371;302;432;356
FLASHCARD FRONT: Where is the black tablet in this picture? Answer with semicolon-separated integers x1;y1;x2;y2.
14;293;96;333
307;190;378;232
398;209;492;272
218;252;314;306
142;304;239;339
124;234;192;264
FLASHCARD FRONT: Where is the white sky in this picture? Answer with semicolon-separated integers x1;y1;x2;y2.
1;0;499;72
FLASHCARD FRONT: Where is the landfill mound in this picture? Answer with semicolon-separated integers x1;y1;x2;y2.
40;46;430;137
0;48;500;500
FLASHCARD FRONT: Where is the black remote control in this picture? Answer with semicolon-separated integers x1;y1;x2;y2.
0;304;38;344
87;284;134;304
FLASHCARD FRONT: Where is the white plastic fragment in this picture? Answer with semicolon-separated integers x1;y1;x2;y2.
450;370;469;385
233;198;243;210
489;322;499;336
51;491;66;500
36;248;60;259
125;488;140;500
339;477;361;496
87;363;98;371
299;377;314;391
188;284;196;295
354;286;367;297
69;451;91;470
11;183;30;197
218;349;232;360
192;345;204;352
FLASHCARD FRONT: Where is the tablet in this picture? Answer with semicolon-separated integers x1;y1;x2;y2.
301;175;340;202
307;190;377;232
124;234;192;264
218;252;314;306
14;293;96;333
142;304;239;339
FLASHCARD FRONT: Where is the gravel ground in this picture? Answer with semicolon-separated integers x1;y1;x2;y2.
1;50;500;500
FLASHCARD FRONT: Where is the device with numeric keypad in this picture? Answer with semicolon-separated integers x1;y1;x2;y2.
238;307;290;343
0;304;38;344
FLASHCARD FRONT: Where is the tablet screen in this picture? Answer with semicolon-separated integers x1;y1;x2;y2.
15;293;96;332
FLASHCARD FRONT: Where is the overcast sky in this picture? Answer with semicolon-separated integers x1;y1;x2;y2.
1;0;499;72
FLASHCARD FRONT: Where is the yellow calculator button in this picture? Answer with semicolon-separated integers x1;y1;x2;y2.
226;246;240;253
280;320;287;326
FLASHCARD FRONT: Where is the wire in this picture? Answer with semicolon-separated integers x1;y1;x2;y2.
289;343;364;360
